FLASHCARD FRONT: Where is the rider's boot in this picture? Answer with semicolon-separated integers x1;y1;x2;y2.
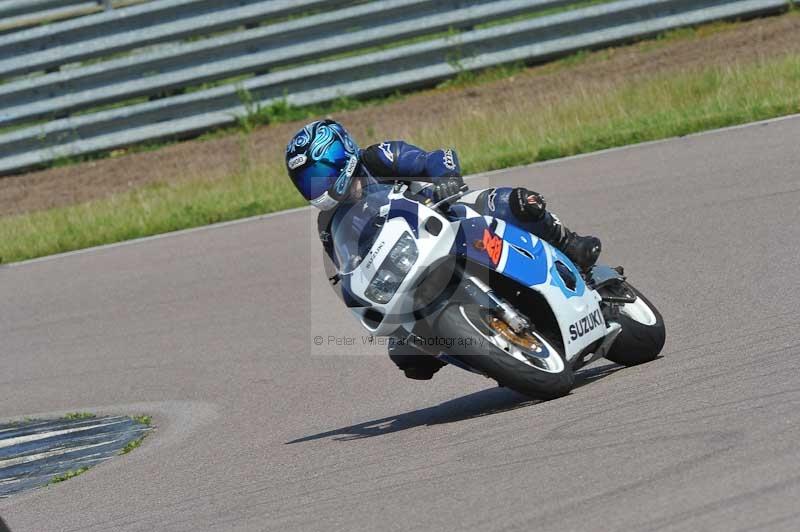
540;212;602;271
388;338;446;380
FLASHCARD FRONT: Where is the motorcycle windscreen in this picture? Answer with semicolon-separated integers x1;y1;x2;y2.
330;184;394;275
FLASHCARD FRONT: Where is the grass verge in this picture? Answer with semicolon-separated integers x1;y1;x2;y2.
2;52;799;263
132;414;152;426
63;412;96;420
48;467;89;485
120;437;145;455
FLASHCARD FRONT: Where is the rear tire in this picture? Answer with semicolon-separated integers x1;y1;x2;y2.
605;283;666;366
434;304;574;400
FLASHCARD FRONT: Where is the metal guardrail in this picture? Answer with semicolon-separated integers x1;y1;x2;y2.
0;0;573;126
0;0;793;175
0;0;104;19
0;0;146;33
0;0;348;74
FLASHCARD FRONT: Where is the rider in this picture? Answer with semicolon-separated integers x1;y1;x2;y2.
286;119;601;380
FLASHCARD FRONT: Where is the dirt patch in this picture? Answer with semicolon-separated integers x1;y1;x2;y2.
2;12;799;217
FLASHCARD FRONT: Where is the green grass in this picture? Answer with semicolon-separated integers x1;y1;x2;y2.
0;162;300;262
2;52;799;264
63;412;96;420
132;414;152;426
49;467;89;485
438;55;800;173
120;437;144;455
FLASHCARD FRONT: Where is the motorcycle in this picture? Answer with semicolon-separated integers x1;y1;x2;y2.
329;182;666;399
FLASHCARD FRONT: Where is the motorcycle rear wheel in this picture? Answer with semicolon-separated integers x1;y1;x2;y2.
434;303;574;400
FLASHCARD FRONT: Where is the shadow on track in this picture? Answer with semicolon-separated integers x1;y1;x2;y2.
287;362;621;443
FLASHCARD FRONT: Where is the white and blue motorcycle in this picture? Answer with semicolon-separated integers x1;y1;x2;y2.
331;183;666;400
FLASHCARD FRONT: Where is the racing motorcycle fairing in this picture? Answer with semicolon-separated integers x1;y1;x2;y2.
332;185;459;336
331;185;606;361
448;212;606;361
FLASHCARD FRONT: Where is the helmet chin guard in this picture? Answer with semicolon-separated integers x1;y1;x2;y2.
310;191;339;211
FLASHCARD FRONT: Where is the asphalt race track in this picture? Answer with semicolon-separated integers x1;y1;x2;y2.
2;116;800;532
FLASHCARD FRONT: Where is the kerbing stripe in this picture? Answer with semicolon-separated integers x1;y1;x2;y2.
0;418;128;449
0;441;112;470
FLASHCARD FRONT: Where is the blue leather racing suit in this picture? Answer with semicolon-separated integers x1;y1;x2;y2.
318;140;561;262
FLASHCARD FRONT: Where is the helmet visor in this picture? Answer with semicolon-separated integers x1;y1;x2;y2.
292;154;358;203
291;159;340;201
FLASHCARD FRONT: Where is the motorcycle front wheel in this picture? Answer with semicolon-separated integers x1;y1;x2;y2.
434;303;574;400
603;282;666;366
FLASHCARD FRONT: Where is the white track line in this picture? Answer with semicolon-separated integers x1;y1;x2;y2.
0;419;127;449
4;112;799;269
0;441;112;470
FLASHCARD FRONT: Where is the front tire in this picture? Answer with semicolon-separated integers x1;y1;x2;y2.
604;283;666;366
434;304;574;400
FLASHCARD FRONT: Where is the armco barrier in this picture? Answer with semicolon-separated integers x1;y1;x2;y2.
0;0;349;71
0;0;576;126
0;0;792;175
0;1;150;34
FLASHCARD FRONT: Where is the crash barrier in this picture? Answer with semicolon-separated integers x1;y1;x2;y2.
0;0;794;174
0;0;152;34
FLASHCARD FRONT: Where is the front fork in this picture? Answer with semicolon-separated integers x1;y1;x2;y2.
398;273;532;372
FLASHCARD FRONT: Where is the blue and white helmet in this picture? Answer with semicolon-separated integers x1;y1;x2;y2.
286;119;360;211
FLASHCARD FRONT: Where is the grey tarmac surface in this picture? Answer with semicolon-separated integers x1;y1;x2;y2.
1;116;800;531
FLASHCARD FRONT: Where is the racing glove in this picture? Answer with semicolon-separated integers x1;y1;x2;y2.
432;175;465;203
510;187;547;221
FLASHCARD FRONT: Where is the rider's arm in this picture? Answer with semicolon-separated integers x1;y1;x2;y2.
361;141;461;181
